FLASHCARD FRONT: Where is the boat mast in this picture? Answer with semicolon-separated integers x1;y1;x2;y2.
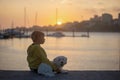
87;28;89;37
24;7;26;27
56;8;58;25
0;24;1;29
11;20;14;29
35;12;38;25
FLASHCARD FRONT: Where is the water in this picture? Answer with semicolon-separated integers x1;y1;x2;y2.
0;32;120;70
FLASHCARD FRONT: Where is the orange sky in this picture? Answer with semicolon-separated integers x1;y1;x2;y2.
0;0;120;28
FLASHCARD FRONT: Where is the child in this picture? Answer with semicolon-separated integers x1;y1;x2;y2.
27;31;59;74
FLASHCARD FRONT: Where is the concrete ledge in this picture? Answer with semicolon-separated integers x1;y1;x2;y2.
0;70;119;80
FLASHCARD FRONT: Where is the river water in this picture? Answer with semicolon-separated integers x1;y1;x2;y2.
0;32;120;70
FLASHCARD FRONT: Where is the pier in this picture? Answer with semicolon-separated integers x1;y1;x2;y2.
0;70;119;80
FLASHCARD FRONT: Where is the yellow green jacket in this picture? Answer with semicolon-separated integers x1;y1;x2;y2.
27;44;57;70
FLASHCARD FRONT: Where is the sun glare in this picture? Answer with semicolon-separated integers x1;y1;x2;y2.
57;21;62;25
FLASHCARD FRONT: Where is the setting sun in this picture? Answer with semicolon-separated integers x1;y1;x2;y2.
57;21;62;25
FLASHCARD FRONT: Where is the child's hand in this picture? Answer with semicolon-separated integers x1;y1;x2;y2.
55;68;61;74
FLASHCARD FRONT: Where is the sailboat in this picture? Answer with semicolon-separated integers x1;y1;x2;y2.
47;32;65;37
81;29;89;38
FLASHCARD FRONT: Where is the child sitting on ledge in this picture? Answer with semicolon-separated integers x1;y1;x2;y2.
27;31;60;76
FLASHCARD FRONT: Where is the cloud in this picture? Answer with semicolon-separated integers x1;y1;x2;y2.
99;7;120;12
112;7;120;12
97;2;104;5
49;0;72;5
49;0;55;1
83;8;108;14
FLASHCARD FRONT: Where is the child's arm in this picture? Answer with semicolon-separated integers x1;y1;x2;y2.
35;46;58;71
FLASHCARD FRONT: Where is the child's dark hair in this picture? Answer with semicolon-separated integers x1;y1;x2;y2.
31;31;44;42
